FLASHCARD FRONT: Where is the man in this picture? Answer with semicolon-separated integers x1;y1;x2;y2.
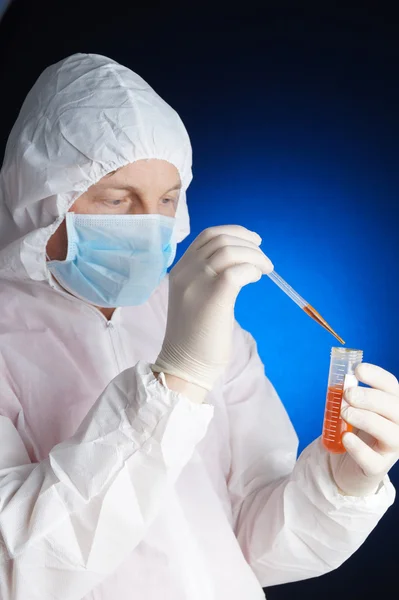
0;53;397;600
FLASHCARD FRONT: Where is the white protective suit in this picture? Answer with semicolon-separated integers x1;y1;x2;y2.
0;53;395;600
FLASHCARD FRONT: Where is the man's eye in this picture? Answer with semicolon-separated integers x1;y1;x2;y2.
104;199;124;206
162;197;175;205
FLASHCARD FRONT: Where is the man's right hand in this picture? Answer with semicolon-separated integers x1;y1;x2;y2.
152;225;273;394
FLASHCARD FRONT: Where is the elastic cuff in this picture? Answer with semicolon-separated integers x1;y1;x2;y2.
296;438;396;513
150;362;213;392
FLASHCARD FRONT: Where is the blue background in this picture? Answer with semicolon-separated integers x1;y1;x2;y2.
1;3;398;598
173;56;399;457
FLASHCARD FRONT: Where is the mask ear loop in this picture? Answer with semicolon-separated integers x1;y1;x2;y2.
46;211;75;264
167;220;178;270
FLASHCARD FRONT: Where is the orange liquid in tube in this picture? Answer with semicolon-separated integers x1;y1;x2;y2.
321;348;363;454
322;386;354;453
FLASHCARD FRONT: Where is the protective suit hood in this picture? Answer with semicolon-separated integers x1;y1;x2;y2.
0;53;192;283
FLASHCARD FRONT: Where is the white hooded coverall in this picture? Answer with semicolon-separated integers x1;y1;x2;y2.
0;54;395;600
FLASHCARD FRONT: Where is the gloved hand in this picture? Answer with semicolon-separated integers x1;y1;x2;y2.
153;225;273;391
330;363;399;496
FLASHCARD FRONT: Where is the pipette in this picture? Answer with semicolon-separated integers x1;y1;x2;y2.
267;270;345;345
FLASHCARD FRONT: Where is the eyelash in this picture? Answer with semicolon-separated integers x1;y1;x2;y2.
103;198;174;206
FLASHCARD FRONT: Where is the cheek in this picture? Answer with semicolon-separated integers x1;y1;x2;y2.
165;205;177;217
70;192;92;213
46;220;68;261
162;200;178;217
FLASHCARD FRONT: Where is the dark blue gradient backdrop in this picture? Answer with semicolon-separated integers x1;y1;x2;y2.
172;49;399;461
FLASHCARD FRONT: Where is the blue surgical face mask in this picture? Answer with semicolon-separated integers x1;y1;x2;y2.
47;212;176;308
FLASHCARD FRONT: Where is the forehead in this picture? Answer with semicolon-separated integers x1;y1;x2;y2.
90;160;181;195
107;159;179;178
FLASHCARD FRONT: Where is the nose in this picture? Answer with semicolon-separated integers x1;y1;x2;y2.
129;199;159;215
130;207;158;215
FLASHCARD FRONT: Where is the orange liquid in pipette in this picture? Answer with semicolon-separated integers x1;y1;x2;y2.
322;386;353;453
303;304;345;345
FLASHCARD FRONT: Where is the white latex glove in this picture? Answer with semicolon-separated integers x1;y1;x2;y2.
330;363;399;496
153;225;273;391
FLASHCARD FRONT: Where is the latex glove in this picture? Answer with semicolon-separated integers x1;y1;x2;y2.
330;363;399;496
153;225;273;391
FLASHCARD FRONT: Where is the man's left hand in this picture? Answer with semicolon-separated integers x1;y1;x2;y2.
330;363;399;497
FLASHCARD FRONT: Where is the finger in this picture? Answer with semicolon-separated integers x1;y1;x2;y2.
355;363;399;396
341;432;387;478
197;233;264;261
208;245;273;275
341;406;399;452
213;263;263;295
190;226;262;252
345;387;399;425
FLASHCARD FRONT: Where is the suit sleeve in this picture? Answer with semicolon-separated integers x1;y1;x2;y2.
224;323;395;586
0;361;213;599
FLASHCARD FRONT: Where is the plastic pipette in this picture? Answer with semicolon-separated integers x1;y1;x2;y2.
267;270;345;345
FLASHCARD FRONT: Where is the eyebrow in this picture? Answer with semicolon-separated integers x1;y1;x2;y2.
104;169;120;178
164;183;182;193
104;181;182;194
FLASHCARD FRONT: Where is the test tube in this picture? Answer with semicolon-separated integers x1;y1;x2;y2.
322;347;363;453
